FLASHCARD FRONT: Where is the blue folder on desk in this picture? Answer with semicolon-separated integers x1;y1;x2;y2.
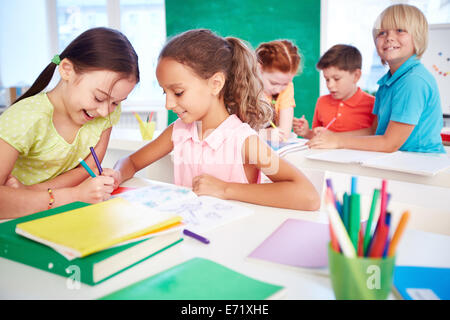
393;266;450;300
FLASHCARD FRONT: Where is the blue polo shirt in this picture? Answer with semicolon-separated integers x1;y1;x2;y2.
373;55;445;153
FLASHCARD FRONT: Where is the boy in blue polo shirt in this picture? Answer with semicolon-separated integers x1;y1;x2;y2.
307;4;445;153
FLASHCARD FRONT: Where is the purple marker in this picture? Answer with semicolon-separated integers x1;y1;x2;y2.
183;229;210;244
90;146;103;175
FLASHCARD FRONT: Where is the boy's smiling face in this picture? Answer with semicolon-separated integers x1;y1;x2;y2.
375;28;415;73
322;66;361;101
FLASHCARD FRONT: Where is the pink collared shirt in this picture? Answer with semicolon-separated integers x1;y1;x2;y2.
171;114;260;187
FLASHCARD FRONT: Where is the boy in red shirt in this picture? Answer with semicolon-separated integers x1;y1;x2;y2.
293;44;375;139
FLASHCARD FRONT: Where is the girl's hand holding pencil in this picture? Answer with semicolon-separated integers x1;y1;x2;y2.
77;156;117;202
100;168;122;190
75;175;115;203
267;121;288;142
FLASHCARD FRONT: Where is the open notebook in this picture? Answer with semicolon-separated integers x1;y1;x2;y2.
266;137;309;157
113;181;254;234
307;149;450;176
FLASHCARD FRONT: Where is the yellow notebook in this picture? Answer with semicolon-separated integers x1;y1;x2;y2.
15;198;182;260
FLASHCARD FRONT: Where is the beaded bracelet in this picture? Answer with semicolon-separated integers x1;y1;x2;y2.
47;188;55;210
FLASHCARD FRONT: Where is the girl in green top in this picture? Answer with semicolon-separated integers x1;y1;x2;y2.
0;27;139;218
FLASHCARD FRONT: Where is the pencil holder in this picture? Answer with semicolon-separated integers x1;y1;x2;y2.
138;121;156;140
328;244;396;300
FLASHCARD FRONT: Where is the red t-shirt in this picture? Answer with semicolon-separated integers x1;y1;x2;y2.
312;88;375;132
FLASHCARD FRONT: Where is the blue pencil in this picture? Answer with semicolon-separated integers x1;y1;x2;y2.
351;176;358;194
382;212;392;257
78;158;96;178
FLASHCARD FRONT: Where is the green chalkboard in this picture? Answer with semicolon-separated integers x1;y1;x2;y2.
165;0;320;126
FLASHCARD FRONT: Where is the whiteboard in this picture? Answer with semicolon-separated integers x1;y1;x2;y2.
421;24;450;116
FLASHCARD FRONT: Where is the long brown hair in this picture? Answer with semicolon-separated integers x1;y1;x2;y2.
15;27;139;104
159;29;272;130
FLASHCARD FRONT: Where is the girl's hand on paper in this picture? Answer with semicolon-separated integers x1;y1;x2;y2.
192;174;227;199
307;130;340;149
101;168;121;190
76;176;115;203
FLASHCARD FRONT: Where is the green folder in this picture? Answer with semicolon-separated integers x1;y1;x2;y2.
0;202;182;285
100;257;285;300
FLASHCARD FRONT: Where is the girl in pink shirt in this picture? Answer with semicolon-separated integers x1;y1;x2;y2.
108;29;319;211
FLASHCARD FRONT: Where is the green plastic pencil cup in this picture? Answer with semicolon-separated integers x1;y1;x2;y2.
139;121;156;140
328;244;395;300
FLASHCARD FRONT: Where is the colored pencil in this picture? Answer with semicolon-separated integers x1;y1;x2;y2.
382;212;392;258
269;121;287;142
78;158;96;178
147;111;154;123
388;211;410;257
343;192;350;232
363;189;380;255
324;113;342;130
325;189;356;258
324;117;337;130
329;222;340;253
370;180;388;257
378;180;388;229
369;225;389;258
351;176;358;194
183;229;210;244
326;179;342;215
133;112;144;125
349;193;361;251
89;146;103;175
357;227;364;257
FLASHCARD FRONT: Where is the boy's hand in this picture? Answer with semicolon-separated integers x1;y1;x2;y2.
75;176;115;203
306;130;340;149
192;174;227;199
100;168;121;190
293;116;311;138
312;126;327;136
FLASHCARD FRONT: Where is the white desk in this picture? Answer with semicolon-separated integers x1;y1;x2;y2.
284;148;450;189
104;131;450;234
0;177;449;300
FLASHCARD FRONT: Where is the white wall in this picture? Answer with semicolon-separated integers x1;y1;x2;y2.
0;0;52;87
